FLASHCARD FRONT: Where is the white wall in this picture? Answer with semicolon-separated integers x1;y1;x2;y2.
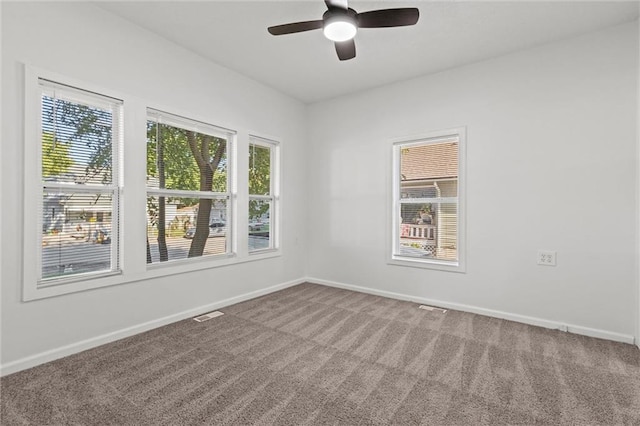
637;18;640;350
307;22;639;341
0;1;4;367
1;3;307;370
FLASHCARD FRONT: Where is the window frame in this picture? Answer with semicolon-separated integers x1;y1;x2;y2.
23;66;126;300
389;127;466;273
248;136;280;254
145;108;236;268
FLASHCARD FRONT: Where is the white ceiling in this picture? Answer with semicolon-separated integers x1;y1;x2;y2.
96;1;639;104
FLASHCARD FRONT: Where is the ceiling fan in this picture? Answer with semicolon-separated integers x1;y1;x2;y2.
267;0;419;61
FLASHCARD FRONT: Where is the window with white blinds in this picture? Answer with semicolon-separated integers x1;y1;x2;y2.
38;79;122;284
146;109;234;265
24;67;282;301
248;137;279;253
392;129;466;271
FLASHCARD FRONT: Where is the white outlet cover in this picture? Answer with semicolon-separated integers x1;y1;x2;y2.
537;250;557;266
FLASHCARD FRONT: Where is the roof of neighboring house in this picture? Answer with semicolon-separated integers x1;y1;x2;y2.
401;142;458;181
177;205;197;213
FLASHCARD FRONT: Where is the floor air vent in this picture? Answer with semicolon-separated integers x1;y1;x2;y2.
193;311;224;322
419;305;447;313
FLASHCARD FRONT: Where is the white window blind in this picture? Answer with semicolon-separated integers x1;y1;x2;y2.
38;79;122;284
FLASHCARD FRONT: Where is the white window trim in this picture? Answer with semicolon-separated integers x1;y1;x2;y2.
248;135;280;254
24;66;127;301
388;127;466;273
23;65;282;302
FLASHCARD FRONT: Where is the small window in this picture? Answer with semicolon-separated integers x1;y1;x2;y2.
146;109;234;265
248;137;279;253
37;79;123;285
392;128;465;271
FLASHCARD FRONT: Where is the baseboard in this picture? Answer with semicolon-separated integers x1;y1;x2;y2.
0;277;306;377
3;276;634;376
306;277;636;345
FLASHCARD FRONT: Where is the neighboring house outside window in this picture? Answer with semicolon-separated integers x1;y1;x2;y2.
391;128;466;272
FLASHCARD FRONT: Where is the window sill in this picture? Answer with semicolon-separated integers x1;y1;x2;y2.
249;247;278;256
388;256;466;273
24;250;282;301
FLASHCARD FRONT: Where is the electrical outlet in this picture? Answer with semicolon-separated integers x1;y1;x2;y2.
537;250;556;266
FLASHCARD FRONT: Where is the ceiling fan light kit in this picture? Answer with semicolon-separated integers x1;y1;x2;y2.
323;8;358;42
324;20;357;41
268;0;419;61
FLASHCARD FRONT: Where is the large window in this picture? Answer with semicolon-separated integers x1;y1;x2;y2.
248;137;279;252
146;109;234;265
36;79;122;284
24;68;280;301
392;129;465;271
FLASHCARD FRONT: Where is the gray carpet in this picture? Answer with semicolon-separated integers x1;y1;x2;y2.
2;283;640;425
